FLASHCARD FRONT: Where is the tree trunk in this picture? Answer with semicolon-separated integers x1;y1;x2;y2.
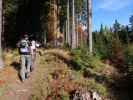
47;0;60;47
53;0;56;47
66;0;71;46
76;14;78;47
87;0;92;53
65;20;68;44
0;0;3;68
71;0;76;49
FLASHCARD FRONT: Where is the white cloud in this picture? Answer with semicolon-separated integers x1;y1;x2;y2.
96;0;133;11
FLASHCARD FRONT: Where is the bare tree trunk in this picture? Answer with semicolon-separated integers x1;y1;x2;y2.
76;14;78;47
65;20;67;43
67;0;71;46
71;0;76;49
0;0;3;68
53;0;56;47
87;0;92;53
44;31;47;46
48;0;59;47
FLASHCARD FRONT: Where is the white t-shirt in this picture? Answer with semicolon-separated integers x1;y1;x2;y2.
31;40;36;50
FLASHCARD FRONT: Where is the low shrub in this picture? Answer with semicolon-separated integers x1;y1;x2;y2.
124;44;133;78
71;48;105;72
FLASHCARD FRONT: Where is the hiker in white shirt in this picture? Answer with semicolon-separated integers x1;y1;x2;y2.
30;39;37;71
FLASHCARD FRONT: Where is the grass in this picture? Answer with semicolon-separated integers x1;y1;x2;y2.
1;48;114;99
0;83;9;97
29;49;110;99
71;48;106;72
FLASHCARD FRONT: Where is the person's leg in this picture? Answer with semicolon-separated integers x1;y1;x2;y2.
26;55;32;73
33;49;36;61
30;54;34;71
31;49;36;70
20;55;26;81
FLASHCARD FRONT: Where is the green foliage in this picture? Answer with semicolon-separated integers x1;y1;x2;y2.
130;15;133;31
118;25;130;44
71;48;105;71
123;44;133;79
88;79;108;96
4;0;18;16
93;26;113;59
93;21;129;61
75;0;84;14
113;19;121;34
124;44;133;67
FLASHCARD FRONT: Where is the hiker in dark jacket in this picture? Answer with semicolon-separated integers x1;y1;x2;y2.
17;34;32;82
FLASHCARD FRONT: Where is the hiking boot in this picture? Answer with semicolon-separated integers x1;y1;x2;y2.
26;72;30;79
21;79;25;83
30;66;34;72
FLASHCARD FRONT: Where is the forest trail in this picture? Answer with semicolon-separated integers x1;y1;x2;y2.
0;49;75;100
0;58;38;100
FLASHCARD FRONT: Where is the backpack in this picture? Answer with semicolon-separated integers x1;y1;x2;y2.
19;39;30;53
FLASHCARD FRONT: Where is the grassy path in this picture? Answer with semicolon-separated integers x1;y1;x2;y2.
0;59;38;100
0;49;76;100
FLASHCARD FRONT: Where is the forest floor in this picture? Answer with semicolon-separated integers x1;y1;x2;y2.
0;50;40;100
0;49;77;100
0;49;132;100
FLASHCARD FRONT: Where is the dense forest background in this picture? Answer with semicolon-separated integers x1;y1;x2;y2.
3;0;133;76
3;0;85;48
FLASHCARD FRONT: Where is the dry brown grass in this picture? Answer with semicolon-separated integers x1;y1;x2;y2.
0;49;110;100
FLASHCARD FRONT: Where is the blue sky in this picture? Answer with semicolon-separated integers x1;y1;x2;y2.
93;0;133;31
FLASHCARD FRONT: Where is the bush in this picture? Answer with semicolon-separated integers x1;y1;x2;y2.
124;44;133;76
94;42;112;59
71;48;105;72
125;44;133;65
88;79;108;96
